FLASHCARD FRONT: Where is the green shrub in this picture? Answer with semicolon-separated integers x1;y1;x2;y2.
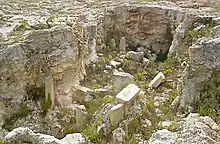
185;20;214;43
0;140;5;144
41;93;52;114
82;116;103;143
2;103;31;131
19;19;29;30
156;50;169;62
196;69;220;124
127;116;141;135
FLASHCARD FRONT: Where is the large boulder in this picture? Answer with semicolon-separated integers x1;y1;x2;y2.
4;127;86;144
176;113;219;143
149;113;219;144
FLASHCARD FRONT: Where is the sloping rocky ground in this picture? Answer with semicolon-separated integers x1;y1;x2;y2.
1;0;220;144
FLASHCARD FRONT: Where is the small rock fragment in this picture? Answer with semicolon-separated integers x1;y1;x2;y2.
126;51;144;62
112;127;125;143
74;86;92;103
110;60;121;68
143;58;150;67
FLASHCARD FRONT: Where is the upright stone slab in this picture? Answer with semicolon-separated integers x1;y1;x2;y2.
116;84;140;113
149;72;165;88
109;38;116;49
109;104;125;127
113;71;134;94
45;73;55;108
76;105;88;131
119;37;126;51
90;24;97;39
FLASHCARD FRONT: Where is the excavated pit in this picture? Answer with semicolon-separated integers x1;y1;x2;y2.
102;4;186;59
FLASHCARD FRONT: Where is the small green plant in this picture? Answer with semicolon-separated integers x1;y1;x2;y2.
101;56;110;63
143;96;155;113
62;127;76;137
137;70;147;81
127;116;141;135
19;19;28;30
162;56;179;75
159;88;178;119
46;15;57;28
41;93;52;114
185;20;214;43
167;120;178;132
82;116;103;143
156;50;169;62
102;95;114;104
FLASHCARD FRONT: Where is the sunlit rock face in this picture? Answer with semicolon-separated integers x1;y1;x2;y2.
0;24;87;109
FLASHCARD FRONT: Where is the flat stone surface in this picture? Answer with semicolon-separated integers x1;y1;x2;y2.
116;84;140;103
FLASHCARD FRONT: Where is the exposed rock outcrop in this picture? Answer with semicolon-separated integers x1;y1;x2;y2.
177;113;219;143
177;37;220;111
4;127;86;144
149;113;219;144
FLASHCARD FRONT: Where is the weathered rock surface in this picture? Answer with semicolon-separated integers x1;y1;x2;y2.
176;113;219;144
148;129;177;144
126;51;144;62
178;37;220;111
149;113;219;144
112;127;126;143
4;127;86;144
0;24;87;108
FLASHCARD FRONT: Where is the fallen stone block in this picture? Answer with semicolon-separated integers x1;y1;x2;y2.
113;71;134;94
149;72;165;88
109;104;125;127
76;105;88;131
